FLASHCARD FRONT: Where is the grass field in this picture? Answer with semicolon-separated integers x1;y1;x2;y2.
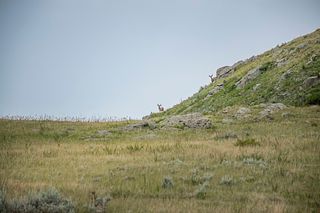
0;106;320;212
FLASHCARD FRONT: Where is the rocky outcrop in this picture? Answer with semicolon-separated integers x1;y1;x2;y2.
295;43;307;50
303;76;320;88
258;103;287;119
235;66;263;89
275;58;288;67
280;69;292;81
206;83;224;99
306;54;318;65
234;107;251;119
121;120;157;131
161;113;212;129
216;60;244;79
216;66;232;79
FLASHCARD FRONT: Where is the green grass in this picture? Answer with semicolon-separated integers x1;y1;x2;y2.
148;28;320;120
0;106;320;212
234;138;260;147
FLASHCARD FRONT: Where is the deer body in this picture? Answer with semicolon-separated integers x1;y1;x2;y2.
157;104;164;112
209;74;215;83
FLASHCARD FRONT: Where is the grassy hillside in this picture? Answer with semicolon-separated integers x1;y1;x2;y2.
149;29;320;119
0;106;320;212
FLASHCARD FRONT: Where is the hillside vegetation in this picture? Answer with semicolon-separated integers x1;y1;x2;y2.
149;29;320;119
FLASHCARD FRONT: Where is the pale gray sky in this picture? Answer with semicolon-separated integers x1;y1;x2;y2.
1;0;320;119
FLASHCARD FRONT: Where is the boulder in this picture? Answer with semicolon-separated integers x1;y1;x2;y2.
234;107;251;119
246;56;257;63
162;113;212;129
216;60;244;79
258;103;287;119
122;120;157;131
216;66;231;79
235;66;263;89
303;76;320;88
295;43;307;50
275;58;288;67
306;54;318;65
265;103;287;112
207;84;224;96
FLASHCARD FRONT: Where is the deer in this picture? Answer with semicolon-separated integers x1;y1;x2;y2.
209;74;215;83
157;104;164;112
89;191;97;209
89;191;111;212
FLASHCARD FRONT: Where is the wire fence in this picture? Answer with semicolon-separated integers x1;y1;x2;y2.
0;114;136;122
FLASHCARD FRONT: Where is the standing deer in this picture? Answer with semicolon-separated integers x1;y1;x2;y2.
209;74;215;83
89;191;97;209
89;191;111;212
157;104;164;112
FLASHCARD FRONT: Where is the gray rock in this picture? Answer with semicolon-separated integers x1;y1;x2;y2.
280;92;291;98
306;54;318;65
162;113;212;129
208;84;224;96
258;103;267;108
235;66;264;89
303;76;320;88
258;103;287;119
275;58;288;67
216;66;231;79
122;120;157;131
280;69;292;81
253;83;261;91
259;110;272;120
266;103;287;112
216;60;244;79
234;107;251;119
142;115;151;120
246;56;257;63
295;43;307;50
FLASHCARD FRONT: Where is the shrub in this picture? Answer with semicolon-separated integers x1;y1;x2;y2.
126;144;144;153
242;158;267;168
259;61;274;72
6;188;75;213
305;87;320;105
220;176;234;186
235;138;260;147
194;181;209;199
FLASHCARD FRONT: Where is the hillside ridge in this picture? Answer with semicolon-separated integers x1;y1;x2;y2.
149;28;320;119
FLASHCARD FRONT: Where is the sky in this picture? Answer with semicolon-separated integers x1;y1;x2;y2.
1;0;320;119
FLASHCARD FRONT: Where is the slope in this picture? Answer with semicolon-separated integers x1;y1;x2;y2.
150;28;320;119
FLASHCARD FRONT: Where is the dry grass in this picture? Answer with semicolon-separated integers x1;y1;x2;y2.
0;106;320;212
